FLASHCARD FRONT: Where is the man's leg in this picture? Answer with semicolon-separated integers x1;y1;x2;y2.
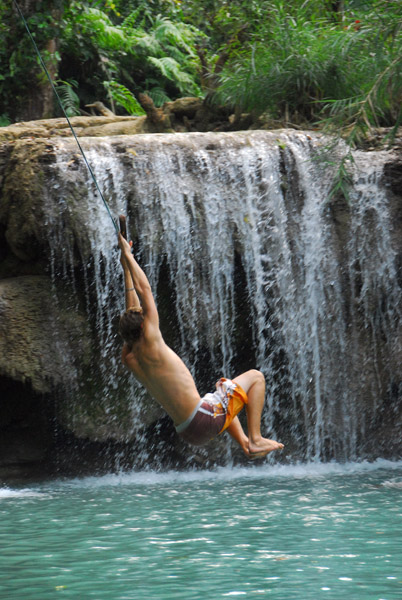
233;370;284;456
226;416;249;457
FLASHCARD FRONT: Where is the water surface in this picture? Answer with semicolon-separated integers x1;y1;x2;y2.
1;460;401;599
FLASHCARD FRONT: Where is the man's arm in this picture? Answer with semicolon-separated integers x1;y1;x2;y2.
121;252;141;310
118;233;159;327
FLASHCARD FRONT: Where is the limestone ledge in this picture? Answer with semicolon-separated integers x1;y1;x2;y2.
0;275;89;393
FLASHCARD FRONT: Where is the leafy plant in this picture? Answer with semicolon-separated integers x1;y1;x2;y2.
321;54;402;146
326;150;355;204
56;79;81;117
0;0;63;122
1;0;401;140
103;80;145;115
148;56;198;95
143;81;171;107
0;113;10;127
213;0;402;142
60;4;204;115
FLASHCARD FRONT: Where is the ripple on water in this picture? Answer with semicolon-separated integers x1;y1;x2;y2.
0;460;401;600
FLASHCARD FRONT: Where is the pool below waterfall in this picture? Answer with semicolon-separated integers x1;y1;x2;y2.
1;460;401;599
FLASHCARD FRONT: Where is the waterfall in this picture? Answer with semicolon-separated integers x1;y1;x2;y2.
45;130;401;462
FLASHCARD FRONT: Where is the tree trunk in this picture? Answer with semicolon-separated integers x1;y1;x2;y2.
12;1;63;121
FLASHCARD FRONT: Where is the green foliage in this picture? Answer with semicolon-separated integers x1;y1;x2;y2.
148;56;198;95
103;80;146;115
145;84;171;107
320;24;402;145
0;114;11;127
212;0;402;141
60;2;203;115
326;151;355;205
0;0;204;122
56;80;81;117
0;0;63;121
0;0;400;142
64;6;129;52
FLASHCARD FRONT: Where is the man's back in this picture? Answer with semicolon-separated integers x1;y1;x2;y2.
122;330;201;426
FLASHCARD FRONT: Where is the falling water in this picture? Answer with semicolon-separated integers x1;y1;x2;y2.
45;130;401;462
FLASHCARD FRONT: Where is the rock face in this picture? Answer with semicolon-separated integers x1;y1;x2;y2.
0;121;401;478
0;276;90;393
0;275;91;478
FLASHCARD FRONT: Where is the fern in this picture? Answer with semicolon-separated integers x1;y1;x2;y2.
153;17;198;57
121;8;145;31
148;56;199;94
56;80;80;117
62;3;203;111
85;8;128;50
122;4;156;31
130;31;163;56
146;85;171;107
104;81;145;116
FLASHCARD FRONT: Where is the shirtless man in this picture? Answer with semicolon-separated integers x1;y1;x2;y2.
118;232;284;459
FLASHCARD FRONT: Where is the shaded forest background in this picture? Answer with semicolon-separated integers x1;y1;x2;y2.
1;0;401;146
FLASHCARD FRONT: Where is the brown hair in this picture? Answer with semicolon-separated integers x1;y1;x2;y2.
119;307;144;349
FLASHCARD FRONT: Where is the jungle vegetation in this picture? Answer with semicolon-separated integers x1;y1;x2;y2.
1;0;401;145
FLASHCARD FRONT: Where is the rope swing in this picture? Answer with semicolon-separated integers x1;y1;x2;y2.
12;0;120;234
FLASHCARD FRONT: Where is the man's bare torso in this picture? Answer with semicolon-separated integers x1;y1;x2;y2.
122;333;201;426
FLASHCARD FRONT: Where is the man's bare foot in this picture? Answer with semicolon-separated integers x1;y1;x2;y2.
248;450;270;460
248;437;284;458
238;440;266;460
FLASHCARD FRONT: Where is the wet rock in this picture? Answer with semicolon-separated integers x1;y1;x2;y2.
0;276;90;393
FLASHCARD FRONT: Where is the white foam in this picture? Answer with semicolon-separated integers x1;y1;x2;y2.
54;458;402;490
0;488;47;499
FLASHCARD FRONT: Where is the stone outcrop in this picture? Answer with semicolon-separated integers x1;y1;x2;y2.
0;96;234;142
0;275;92;478
0;276;90;393
0;96;287;143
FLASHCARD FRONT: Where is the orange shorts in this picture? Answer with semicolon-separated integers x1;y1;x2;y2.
176;378;248;446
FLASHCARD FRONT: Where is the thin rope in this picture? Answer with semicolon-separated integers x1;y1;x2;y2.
12;0;119;234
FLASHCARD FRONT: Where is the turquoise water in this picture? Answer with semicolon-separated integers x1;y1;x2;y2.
1;460;401;600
